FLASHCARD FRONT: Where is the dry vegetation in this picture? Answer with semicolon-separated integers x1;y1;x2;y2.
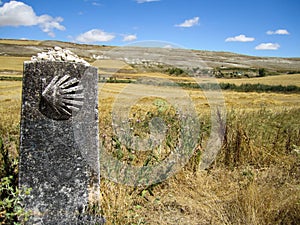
219;74;300;87
0;39;42;46
0;44;300;224
96;82;300;225
0;56;30;72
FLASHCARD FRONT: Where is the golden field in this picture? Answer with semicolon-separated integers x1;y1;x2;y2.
0;52;299;224
0;56;31;72
219;74;300;87
1;70;300;224
0;39;42;46
0;39;299;224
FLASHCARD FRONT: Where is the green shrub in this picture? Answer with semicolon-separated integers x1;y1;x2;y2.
166;67;186;76
258;68;266;77
0;176;31;225
0;137;31;224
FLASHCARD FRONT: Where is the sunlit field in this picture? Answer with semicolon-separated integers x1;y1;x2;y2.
219;73;300;87
1;72;299;224
0;56;31;73
0;39;42;46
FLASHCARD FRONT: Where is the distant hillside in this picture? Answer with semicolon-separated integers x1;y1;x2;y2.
1;39;300;76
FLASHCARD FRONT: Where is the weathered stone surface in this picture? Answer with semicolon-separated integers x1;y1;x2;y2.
19;61;104;224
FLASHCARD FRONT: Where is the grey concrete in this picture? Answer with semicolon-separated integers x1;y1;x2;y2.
19;60;104;224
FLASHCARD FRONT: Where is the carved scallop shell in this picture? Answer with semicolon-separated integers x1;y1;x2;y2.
39;75;84;120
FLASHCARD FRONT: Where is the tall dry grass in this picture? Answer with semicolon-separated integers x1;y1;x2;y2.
0;81;299;224
98;102;300;225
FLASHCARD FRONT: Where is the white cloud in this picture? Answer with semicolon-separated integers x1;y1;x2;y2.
163;45;174;49
123;34;137;42
0;1;65;37
175;17;199;28
0;1;38;26
255;43;280;50
136;0;160;3
266;29;289;35
38;15;65;37
76;29;115;43
225;34;255;42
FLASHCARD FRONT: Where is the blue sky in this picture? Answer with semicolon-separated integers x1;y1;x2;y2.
0;0;299;57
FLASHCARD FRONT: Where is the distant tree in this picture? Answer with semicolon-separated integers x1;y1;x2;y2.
166;67;185;76
258;68;266;77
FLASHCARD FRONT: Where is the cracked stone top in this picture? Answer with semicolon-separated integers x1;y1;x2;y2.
31;46;90;66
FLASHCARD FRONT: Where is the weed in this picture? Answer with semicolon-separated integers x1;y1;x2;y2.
0;137;31;224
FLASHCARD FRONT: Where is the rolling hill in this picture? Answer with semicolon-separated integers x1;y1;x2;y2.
1;39;300;76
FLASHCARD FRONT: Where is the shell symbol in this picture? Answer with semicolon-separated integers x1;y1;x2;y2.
40;75;84;120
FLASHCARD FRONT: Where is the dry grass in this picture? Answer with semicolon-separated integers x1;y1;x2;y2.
97;82;300;224
0;81;22;139
0;39;42;46
0;56;31;72
0;81;22;100
1;79;300;225
99;164;299;225
0;41;299;224
218;74;300;87
93;59;134;70
99;82;300;111
128;167;299;225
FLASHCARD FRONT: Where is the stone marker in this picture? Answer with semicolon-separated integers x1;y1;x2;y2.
19;47;104;224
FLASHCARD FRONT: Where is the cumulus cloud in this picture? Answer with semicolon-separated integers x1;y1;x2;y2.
76;29;115;43
123;34;137;42
225;34;255;42
175;17;199;28
38;15;65;37
0;1;65;37
136;0;160;3
0;1;38;26
266;29;289;35
255;43;280;50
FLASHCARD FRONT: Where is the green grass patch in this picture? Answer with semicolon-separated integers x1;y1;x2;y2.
0;76;22;81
